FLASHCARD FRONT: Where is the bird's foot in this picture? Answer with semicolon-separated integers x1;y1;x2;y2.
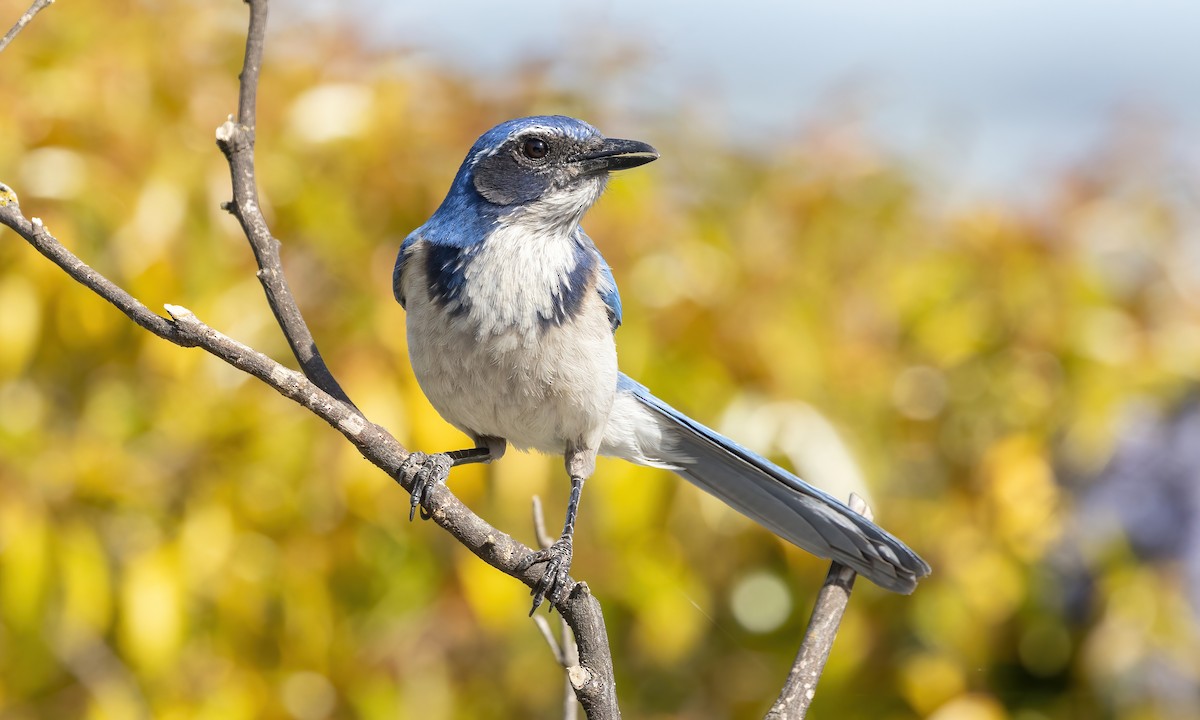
517;536;575;615
399;452;452;521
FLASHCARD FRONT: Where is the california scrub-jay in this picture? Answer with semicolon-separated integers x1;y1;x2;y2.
394;116;930;612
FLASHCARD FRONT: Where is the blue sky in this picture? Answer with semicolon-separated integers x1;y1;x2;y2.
288;0;1200;200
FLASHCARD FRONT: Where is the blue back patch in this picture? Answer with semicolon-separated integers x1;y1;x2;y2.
425;242;474;314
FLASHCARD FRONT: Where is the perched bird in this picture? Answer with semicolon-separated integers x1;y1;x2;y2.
394;115;930;612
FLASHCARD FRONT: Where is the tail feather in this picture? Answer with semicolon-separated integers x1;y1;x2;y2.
604;374;930;593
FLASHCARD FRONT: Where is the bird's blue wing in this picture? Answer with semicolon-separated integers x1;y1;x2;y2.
595;251;622;332
607;373;931;593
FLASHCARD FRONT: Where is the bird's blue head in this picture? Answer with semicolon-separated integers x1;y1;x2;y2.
422;116;659;243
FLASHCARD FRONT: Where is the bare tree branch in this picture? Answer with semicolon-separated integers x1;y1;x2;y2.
0;0;54;54
0;188;621;717
212;0;619;710
3;1;881;715
0;0;623;714
764;493;872;720
214;0;353;408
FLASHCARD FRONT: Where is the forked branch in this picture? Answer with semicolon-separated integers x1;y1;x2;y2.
0;2;872;718
0;0;619;714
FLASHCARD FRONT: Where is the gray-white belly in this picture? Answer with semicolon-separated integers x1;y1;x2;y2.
404;289;618;454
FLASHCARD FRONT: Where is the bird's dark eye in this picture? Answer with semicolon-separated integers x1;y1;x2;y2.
522;137;549;159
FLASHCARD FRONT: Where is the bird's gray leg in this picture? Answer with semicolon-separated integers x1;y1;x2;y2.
518;441;596;614
400;435;506;521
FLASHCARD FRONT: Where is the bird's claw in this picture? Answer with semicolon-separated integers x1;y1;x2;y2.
517;537;574;615
399;452;452;521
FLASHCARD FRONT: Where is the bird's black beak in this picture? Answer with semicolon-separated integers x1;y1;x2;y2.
575;138;659;174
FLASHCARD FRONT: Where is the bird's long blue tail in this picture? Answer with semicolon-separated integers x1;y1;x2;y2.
603;374;930;593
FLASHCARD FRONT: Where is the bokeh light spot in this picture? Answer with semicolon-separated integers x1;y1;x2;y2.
729;571;791;634
281;671;337;720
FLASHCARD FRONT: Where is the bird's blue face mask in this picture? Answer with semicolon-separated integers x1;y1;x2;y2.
467;117;658;207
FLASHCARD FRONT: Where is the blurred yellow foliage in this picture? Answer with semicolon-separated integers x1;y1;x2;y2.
2;1;1200;719
983;436;1062;561
900;652;967;715
119;546;184;673
928;694;1008;720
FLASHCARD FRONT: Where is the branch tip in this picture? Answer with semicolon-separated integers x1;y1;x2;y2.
848;492;874;521
0;182;17;207
0;0;57;55
163;304;193;321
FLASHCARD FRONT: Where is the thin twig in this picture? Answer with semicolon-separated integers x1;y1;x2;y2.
532;495;555;549
0;0;54;54
533;615;565;665
764;493;872;719
214;0;354;408
561;609;581;720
